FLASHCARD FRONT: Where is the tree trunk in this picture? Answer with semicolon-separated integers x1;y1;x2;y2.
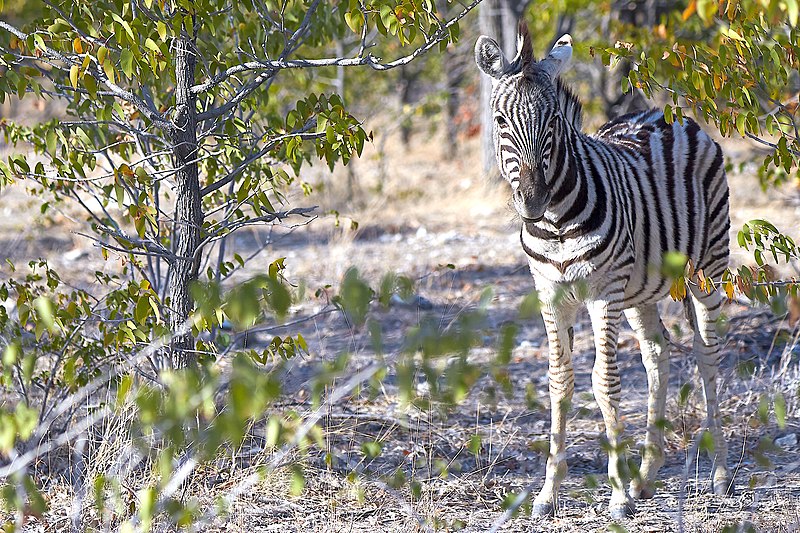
167;33;202;369
442;54;460;159
479;0;530;177
437;0;462;159
398;65;417;147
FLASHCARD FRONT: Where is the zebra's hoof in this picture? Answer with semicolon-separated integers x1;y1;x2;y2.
713;479;735;496
531;502;554;517
629;484;655;500
609;500;636;520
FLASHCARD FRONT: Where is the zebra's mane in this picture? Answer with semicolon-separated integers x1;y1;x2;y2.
555;78;583;131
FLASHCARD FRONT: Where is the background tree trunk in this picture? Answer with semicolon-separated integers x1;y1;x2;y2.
167;32;203;369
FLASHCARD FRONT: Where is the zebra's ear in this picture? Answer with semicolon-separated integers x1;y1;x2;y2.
516;21;535;77
475;35;507;79
539;34;573;82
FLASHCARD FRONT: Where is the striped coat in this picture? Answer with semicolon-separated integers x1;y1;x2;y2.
476;23;732;519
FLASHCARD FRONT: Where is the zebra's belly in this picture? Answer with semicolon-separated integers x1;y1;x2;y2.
527;253;671;308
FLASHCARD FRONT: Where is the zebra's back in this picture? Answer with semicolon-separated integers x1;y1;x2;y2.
592;109;730;307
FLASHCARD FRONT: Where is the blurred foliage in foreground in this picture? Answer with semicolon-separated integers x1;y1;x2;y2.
0;0;799;530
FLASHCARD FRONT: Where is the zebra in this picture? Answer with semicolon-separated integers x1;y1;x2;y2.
475;23;732;519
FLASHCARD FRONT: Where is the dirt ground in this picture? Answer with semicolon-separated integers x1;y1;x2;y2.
2;108;800;532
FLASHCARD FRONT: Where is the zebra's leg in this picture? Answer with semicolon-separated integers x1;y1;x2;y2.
624;304;670;500
687;286;733;496
587;297;636;519
532;299;579;517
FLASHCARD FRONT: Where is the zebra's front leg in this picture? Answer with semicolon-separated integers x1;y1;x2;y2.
624;304;670;500
532;300;578;517
587;298;636;519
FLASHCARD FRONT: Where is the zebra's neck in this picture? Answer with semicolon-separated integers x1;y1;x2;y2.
540;119;606;231
555;78;582;131
539;80;594;228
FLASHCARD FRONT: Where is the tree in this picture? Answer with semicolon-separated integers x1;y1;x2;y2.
0;0;480;368
478;0;530;175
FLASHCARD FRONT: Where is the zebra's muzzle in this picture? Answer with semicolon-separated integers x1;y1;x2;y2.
512;182;550;222
514;192;549;222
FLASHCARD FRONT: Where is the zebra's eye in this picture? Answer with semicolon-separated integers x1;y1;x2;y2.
495;115;508;129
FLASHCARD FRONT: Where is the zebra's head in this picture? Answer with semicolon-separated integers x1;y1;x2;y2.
475;23;573;223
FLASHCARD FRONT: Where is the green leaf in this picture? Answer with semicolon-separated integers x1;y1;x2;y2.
144;38;160;53
661;251;688;279
518;291;540;319
14;403;37;440
265;277;291;320
758;395;770;424
338;268;372;326
735;112;747;137
290;465;305;496
361;440;382;458
34;296;56;331
774;393;786;429
120;49;134;78
678;383;693;407
134;295;151;323
699;430;715;454
45;129;57;156
116;374;133;409
84;74;97;99
265;416;281;447
138;487;157;531
467;433;482;455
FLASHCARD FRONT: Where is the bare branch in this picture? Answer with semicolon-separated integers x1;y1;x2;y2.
190;0;480;97
199;123;323;197
0;20;169;129
745;132;800;157
197;206;318;250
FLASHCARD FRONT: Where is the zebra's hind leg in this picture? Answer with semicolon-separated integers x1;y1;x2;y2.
624;304;670;500
587;297;636;519
687;285;733;496
532;299;579;517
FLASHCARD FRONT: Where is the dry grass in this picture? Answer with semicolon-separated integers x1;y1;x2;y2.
2;109;800;532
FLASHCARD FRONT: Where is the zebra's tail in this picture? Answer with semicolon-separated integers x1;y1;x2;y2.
683;296;698;334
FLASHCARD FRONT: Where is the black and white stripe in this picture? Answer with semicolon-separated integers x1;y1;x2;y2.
476;22;731;519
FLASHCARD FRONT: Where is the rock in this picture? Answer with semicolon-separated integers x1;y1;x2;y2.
518;340;540;350
63;248;88;262
389;293;434;310
775;433;797;448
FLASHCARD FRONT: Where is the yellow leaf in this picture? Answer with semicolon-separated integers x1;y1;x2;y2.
697;0;715;24
723;281;734;300
726;0;738;20
103;60;115;83
682;0;697;20
73;37;83;54
69;64;79;89
788;0;799;27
